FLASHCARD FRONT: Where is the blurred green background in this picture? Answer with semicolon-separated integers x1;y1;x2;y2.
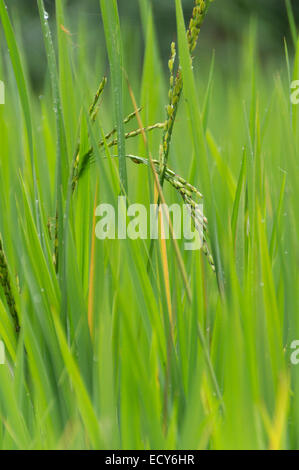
4;0;299;92
0;0;299;449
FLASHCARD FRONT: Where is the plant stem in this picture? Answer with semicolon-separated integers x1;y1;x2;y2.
0;236;20;332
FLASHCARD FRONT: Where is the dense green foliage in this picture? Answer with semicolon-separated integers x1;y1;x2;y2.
0;0;299;450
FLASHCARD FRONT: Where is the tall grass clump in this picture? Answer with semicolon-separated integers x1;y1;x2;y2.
0;0;298;450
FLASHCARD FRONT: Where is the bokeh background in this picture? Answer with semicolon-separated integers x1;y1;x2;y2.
1;0;299;450
4;0;299;93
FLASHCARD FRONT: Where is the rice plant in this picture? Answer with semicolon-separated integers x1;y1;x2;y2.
0;0;298;450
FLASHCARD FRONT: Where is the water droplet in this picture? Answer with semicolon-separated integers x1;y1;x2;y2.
44;11;49;20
